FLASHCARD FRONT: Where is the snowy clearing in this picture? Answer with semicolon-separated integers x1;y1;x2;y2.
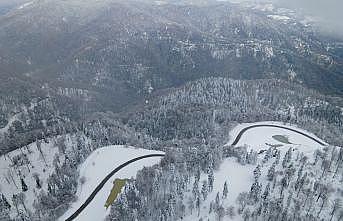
226;121;327;154
58;146;164;221
183;158;255;221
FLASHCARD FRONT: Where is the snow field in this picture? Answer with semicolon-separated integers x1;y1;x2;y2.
58;146;164;221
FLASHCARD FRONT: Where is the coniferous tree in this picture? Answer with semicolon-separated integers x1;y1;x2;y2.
330;199;342;221
253;165;261;182
223;181;228;199
208;167;214;192
275;150;281;165
215;192;220;209
193;180;199;199
201;180;208;200
21;178;28;192
262;183;270;200
267;163;276;181
282;148;292;168
188;197;194;215
0;194;11;220
250;181;262;202
196;196;201;217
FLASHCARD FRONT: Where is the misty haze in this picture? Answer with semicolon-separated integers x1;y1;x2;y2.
0;0;342;221
228;0;343;36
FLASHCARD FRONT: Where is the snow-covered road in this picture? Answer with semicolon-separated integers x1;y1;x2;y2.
226;121;327;154
59;146;164;221
230;124;326;146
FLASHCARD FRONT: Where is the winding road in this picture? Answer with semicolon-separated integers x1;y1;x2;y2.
64;153;165;221
65;123;326;220
231;124;326;146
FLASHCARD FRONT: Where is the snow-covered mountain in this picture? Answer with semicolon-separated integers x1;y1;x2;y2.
1;0;343;155
0;0;342;221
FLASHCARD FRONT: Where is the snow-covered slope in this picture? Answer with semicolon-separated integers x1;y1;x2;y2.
184;158;255;221
58;146;164;221
0;134;90;218
181;121;338;221
0;139;58;215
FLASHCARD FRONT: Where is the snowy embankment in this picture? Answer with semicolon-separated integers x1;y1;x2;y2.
58;146;164;221
183;121;329;221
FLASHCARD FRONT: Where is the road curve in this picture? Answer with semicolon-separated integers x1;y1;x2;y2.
231;124;326;146
65;153;165;221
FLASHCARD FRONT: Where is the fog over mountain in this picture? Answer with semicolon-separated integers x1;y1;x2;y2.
0;0;29;14
278;0;343;36
228;0;343;37
1;0;342;36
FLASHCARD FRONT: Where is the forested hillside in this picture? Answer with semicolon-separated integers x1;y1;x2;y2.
126;78;343;146
0;0;342;221
1;0;343;154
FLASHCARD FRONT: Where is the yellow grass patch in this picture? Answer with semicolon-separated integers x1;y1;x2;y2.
105;178;127;209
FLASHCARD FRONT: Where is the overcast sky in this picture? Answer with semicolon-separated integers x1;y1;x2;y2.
229;0;343;37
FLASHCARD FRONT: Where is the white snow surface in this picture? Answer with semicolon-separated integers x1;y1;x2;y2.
18;1;34;9
267;15;291;21
0;139;60;217
226;121;327;153
183;158;255;221
58;146;164;221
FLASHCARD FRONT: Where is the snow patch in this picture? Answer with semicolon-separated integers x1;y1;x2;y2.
154;0;167;5
18;1;34;9
252;3;274;12
0;114;19;136
267;15;291;21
